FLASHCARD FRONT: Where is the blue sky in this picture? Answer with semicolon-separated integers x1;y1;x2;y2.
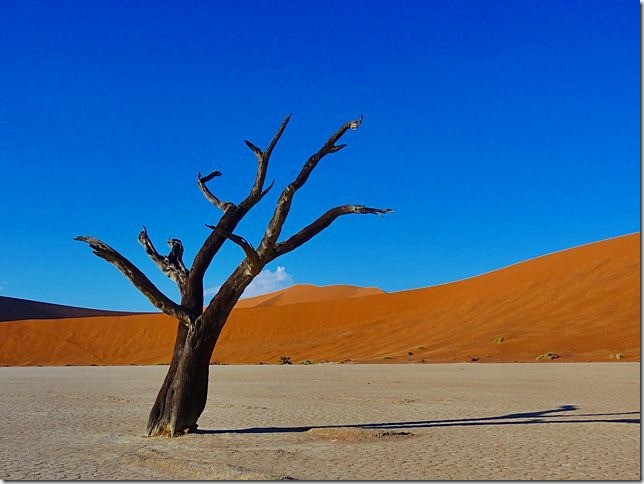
0;0;638;310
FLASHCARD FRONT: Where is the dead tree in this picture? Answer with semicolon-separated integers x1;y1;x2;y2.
75;115;391;437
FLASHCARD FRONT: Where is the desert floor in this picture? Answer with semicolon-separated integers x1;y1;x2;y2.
1;363;639;480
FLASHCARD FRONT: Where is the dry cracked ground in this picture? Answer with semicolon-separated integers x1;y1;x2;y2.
1;363;639;480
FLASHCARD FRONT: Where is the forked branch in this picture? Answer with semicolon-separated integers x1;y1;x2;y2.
259;116;364;253
190;116;292;281
273;205;392;258
241;114;292;207
74;236;193;326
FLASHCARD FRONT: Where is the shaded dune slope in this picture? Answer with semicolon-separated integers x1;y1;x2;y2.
0;296;138;322
0;234;639;365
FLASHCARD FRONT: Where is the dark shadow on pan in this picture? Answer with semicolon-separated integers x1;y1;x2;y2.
196;404;640;434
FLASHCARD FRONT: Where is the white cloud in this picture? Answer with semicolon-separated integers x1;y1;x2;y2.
242;266;294;298
204;266;294;300
203;285;220;298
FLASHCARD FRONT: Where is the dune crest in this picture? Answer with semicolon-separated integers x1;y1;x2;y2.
0;233;639;366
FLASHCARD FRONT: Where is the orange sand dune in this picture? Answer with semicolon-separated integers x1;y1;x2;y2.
0;234;639;366
235;284;384;308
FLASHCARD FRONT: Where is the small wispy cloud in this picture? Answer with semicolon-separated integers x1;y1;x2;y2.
204;266;294;300
204;285;220;298
242;266;293;298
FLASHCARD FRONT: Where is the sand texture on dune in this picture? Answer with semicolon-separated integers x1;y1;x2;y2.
0;364;639;480
0;233;639;366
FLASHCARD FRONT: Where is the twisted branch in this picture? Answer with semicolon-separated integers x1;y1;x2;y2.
138;227;189;287
74;236;193;326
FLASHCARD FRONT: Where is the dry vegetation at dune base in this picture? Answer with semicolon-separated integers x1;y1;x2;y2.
1;363;639;480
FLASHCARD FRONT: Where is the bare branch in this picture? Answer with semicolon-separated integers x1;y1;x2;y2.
189;215;237;283
259;116;364;254
137;227;190;287
205;225;261;270
264;114;292;161
74;235;193;326
272;204;392;259
166;238;188;275
289;115;362;191
199;170;222;183
259;179;275;199
197;170;235;212
244;114;292;202
190;116;292;282
244;140;262;158
138;227;166;269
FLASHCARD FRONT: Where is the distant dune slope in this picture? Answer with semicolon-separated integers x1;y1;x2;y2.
0;234;639;365
0;296;138;322
235;284;384;308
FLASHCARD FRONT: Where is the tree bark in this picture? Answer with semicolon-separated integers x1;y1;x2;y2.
146;268;251;437
146;311;231;436
145;327;207;436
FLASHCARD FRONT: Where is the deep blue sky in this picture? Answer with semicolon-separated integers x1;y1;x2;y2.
0;0;639;310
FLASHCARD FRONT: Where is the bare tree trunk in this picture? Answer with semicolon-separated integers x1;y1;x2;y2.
146;312;227;436
146;277;203;436
146;270;249;436
146;347;205;434
145;322;190;435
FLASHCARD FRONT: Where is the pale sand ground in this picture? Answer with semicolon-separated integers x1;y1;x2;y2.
1;363;639;480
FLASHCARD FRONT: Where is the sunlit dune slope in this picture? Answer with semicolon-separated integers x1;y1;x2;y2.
235;284;384;308
0;296;138;322
0;233;639;365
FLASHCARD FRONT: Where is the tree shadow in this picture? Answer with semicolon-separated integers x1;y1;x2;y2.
196;405;640;435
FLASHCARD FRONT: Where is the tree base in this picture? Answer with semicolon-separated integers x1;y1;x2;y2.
147;423;199;438
146;327;212;437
